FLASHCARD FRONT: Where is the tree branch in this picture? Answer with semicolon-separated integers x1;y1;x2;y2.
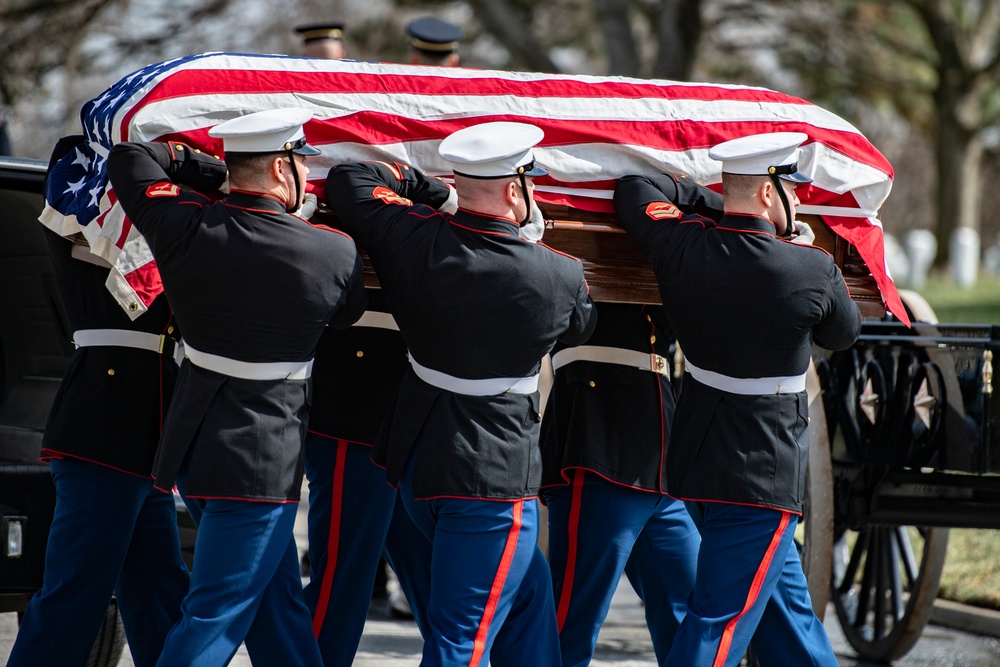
466;0;561;72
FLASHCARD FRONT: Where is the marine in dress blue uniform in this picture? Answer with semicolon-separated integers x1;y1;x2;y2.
540;301;700;666
300;290;434;666
296;22;346;60
614;132;862;667
107;108;365;667
406;16;463;67
325;121;597;667
8;137;190;667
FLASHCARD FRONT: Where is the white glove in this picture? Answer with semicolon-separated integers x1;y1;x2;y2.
519;202;546;243
438;186;459;214
296;193;319;220
219;175;231;195
790;220;815;245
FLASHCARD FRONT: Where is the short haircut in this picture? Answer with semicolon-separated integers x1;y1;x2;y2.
413;50;453;66
721;172;767;203
225;152;281;186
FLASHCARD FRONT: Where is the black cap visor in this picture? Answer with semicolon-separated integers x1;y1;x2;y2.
768;162;812;184
519;161;548;178
285;136;322;156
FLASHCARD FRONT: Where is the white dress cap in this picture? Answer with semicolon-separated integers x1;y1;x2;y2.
438;121;548;179
708;131;812;183
208;107;321;155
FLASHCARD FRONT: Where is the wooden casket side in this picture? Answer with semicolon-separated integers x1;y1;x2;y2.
333;205;885;319
538;206;885;318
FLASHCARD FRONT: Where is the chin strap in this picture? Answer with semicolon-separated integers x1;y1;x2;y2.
769;174;794;238
286;148;302;214
516;166;531;227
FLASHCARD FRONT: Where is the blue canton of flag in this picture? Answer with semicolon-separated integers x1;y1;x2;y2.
43;53;221;234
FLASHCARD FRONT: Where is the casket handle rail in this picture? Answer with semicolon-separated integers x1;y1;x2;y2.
329;203;885;318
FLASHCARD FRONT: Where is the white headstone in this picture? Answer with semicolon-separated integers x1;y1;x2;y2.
949;227;980;288
985;241;1000;277
904;229;937;289
883;232;910;286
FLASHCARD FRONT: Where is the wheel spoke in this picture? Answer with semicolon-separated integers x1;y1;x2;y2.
856;529;877;631
874;530;887;639
887;528;904;622
895;526;919;588
839;528;869;595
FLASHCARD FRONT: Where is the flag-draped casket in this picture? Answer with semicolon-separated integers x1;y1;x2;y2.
41;52;904;323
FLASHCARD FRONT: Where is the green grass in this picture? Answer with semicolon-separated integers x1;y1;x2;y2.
912;273;1000;324
938;529;1000;609
892;274;1000;608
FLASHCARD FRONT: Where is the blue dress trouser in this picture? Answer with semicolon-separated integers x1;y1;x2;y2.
749;535;838;667
398;449;561;667
664;502;837;667
382;490;434;636
7;458;189;667
300;433;433;665
544;470;699;666
160;488;322;667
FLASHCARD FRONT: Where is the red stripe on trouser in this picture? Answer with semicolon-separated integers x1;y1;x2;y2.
556;470;586;632
712;511;792;667
468;499;524;667
311;439;349;637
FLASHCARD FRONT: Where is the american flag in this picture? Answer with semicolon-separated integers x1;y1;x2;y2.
40;52;904;322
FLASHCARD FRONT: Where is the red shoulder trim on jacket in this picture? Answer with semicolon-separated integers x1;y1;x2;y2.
536;242;582;263
779;238;834;259
408;207;447;222
40;449;153;479
365;160;406;180
301;219;355;241
448;220;511;237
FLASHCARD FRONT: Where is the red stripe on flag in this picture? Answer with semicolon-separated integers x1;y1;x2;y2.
122;67;815;106
121;260;164;311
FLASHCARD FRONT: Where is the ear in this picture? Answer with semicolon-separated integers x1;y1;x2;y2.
759;179;775;208
447;53;460;67
504;180;519;207
270;155;285;182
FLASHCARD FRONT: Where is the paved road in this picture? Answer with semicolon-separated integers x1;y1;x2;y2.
5;582;998;666
4;491;1000;666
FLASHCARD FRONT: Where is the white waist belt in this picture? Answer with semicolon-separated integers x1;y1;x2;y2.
354;311;399;331
685;359;806;395
183;342;313;381
409;356;539;396
551;346;669;376
74;329;169;354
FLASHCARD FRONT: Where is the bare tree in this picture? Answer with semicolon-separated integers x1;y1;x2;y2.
579;0;705;79
0;0;118;105
706;0;1000;264
906;0;1000;259
466;0;560;71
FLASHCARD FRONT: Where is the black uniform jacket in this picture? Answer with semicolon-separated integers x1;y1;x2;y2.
326;161;597;500
615;174;861;513
41;227;178;477
540;302;675;493
308;289;407;445
107;142;365;501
